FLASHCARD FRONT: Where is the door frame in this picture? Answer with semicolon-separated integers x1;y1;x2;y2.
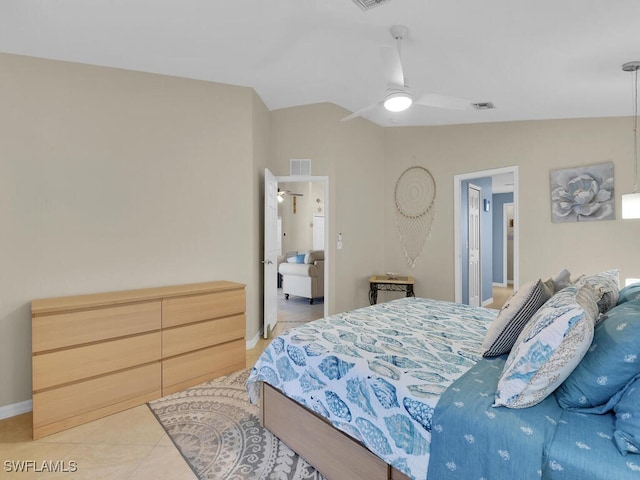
275;174;329;322
454;166;519;303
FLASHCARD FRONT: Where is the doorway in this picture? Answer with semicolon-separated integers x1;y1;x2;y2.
454;166;519;304
263;170;329;339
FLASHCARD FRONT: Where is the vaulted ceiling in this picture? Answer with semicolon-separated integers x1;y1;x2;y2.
1;0;638;127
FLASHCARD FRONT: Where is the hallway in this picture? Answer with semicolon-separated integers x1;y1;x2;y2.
486;285;513;310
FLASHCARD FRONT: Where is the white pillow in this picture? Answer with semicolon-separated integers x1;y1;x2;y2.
493;284;598;409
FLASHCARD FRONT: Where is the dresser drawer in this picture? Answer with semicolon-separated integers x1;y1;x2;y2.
162;314;245;358
32;363;161;439
31;280;245;439
33;332;161;391
32;301;161;353
162;339;245;395
162;288;245;327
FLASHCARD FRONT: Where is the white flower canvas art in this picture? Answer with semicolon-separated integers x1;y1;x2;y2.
550;162;615;223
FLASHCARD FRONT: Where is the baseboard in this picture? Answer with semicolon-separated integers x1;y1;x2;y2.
492;282;508;288
482;297;494;307
246;329;262;350
0;399;32;420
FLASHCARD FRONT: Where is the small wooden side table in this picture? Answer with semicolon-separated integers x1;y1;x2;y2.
368;275;415;305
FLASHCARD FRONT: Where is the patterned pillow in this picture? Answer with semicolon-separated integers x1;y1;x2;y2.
556;299;640;411
617;282;640;305
613;375;640;455
576;269;620;315
482;279;549;357
493;284;598;409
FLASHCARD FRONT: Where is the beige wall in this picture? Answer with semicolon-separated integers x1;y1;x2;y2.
2;52;639;413
278;181;319;254
269;104;387;315
0;53;261;409
250;90;272;345
382;119;640;301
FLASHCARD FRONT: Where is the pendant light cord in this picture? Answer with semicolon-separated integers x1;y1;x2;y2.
633;66;639;193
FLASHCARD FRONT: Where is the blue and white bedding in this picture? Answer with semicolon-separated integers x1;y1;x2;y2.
428;356;640;479
246;297;496;480
544;408;640;479
428;356;563;479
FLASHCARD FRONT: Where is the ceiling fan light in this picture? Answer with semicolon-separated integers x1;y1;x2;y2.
384;91;413;112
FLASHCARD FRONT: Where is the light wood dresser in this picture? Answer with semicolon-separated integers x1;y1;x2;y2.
31;280;246;439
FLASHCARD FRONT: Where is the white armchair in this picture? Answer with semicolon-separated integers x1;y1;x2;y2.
278;250;324;304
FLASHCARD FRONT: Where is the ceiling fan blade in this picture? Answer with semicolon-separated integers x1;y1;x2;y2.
416;93;470;110
381;45;404;88
340;101;381;122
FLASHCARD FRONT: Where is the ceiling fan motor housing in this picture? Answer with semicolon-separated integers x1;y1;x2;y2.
384;87;413;112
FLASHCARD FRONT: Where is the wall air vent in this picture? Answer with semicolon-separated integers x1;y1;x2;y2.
472;102;496;110
290;159;312;177
352;0;391;11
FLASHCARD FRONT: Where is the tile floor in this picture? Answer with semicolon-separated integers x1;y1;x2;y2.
0;289;324;480
0;287;507;479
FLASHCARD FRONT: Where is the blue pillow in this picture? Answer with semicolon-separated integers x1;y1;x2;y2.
618;282;640;305
613;375;640;455
286;254;306;264
556;299;640;412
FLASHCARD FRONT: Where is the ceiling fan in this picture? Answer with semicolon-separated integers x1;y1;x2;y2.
341;25;471;122
277;188;303;203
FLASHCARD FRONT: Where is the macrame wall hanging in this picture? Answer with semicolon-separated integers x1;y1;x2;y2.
394;166;436;268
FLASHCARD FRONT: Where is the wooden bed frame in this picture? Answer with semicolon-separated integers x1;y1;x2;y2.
261;382;412;480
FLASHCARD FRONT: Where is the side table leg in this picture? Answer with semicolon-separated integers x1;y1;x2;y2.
369;284;378;305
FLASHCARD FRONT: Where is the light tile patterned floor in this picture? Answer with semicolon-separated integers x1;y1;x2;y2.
0;405;196;480
0;289;323;480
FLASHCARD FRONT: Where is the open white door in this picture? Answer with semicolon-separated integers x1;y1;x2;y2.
263;168;279;338
468;184;481;307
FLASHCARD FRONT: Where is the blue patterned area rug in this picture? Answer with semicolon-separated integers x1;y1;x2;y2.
148;369;324;480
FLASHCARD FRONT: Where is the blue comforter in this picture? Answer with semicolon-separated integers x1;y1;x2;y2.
246;297;496;480
428;356;640;479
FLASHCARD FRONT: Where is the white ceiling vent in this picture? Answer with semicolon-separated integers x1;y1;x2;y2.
290;159;312;177
352;0;391;11
472;102;496;110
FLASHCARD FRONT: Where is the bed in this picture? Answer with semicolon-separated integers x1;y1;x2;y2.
247;297;496;479
246;273;640;480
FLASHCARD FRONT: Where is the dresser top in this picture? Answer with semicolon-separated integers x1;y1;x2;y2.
32;280;245;315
